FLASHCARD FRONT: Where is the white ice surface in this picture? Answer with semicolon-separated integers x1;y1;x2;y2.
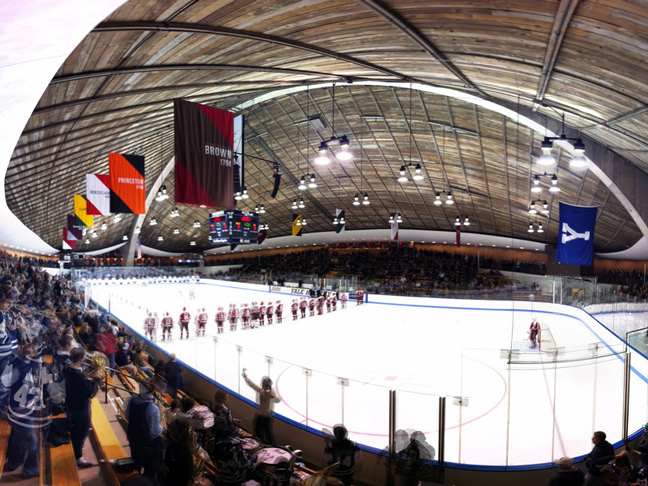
89;280;648;467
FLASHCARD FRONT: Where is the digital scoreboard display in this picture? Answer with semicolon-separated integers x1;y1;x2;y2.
209;210;259;245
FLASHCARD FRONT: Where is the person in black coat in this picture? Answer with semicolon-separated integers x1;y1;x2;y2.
163;353;183;399
64;347;102;468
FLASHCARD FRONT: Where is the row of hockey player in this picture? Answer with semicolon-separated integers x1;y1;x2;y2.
142;289;364;340
288;290;359;320
143;306;209;341
224;300;284;332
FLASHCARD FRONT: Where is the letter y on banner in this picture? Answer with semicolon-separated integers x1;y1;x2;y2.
556;202;597;265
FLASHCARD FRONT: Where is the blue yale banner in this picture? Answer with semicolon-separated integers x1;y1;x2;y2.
556;202;598;266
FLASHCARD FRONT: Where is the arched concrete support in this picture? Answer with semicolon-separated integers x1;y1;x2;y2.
123;156;175;266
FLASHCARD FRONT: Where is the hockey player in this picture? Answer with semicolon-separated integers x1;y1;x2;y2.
266;301;274;325
259;302;266;326
356;288;364;305
196;308;208;336
331;292;338;312
215;307;226;334
529;318;540;349
161;312;173;341
241;303;251;330
291;299;299;321
251;302;260;328
308;297;317;317
275;300;283;323
299;297;307;319
227;304;238;331
340;291;348;309
308;296;316;317
317;294;325;316
326;294;332;313
144;312;156;341
179;307;191;339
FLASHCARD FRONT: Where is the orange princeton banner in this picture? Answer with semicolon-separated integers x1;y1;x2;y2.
109;153;145;214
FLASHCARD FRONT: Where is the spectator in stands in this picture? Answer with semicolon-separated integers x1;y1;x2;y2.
163;415;195;486
212;389;240;438
77;322;93;347
208;420;260;485
115;342;138;378
126;377;163;483
132;345;153;377
0;296;19;416
1;340;52;479
549;456;584;486
323;424;360;486
163;353;183;399
242;369;280;445
64;347;102;468
584;431;615;486
93;324;118;376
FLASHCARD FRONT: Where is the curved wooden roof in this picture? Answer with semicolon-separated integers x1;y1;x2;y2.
9;0;648;254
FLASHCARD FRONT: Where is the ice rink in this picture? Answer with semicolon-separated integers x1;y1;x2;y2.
88;279;648;467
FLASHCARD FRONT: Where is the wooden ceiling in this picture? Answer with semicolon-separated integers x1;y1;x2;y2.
8;0;648;254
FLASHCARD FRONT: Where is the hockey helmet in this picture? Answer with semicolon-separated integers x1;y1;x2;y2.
276;300;280;304
148;312;152;316
165;312;169;316
202;308;205;312
260;301;264;305
243;303;248;307
183;307;186;311
218;306;223;311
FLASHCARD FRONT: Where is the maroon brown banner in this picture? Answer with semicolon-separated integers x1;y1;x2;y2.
174;99;234;209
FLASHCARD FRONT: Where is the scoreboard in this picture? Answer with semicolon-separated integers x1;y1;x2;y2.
209;210;259;245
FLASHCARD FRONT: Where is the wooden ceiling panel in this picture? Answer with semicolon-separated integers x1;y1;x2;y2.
7;0;648;255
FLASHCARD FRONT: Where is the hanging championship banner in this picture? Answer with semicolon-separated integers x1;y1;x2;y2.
335;209;345;234
556;202;597;266
66;215;82;240
292;214;303;237
86;174;111;215
390;212;399;241
258;229;268;245
174;99;235;209
109;153;145;214
62;229;77;250
74;195;94;227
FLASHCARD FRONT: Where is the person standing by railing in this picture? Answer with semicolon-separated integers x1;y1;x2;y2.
242;369;280;445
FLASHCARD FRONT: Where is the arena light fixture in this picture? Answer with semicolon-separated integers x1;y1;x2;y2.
308;174;317;189
434;193;443;206
193;220;201;228
173;228;180;235
362;193;370;205
122;235;128;241
158;235;164;241
537;223;544;233
85;239;90;244
464;216;470;226
301;218;308;226
446;192;454;205
149;218;157;226
298;176;307;190
291;199;298;210
531;175;542;193
190;240;196;246
241;188;249;199
352;194;360;206
114;214;122;223
528;223;535;233
549;174;560;193
91;231;98;238
234;191;243;201
101;222;107;231
298;198;305;209
259;204;266;214
170;207;179;218
135;226;141;234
